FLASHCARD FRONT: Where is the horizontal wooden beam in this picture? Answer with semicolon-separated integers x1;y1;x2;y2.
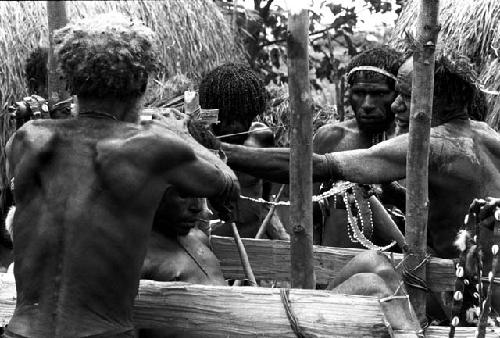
211;236;455;292
0;274;402;337
0;274;497;337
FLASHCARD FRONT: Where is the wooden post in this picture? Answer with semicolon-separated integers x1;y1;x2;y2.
287;9;315;289
404;0;440;324
47;1;69;110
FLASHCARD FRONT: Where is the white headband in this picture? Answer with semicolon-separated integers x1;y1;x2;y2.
346;66;398;82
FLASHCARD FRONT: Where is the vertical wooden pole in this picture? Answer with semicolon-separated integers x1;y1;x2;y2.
404;0;439;324
287;9;315;289
47;1;68;110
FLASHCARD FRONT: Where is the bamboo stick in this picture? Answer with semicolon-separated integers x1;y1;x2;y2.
287;8;315;289
255;184;285;239
404;0;440;324
369;195;407;251
230;222;257;286
46;1;68;110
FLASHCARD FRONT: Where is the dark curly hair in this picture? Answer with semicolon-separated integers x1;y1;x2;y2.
346;46;404;89
199;63;267;137
54;13;159;98
25;47;48;95
433;55;486;123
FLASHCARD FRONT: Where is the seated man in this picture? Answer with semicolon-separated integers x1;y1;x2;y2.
142;188;226;286
4;13;239;338
312;47;405;248
220;53;500;261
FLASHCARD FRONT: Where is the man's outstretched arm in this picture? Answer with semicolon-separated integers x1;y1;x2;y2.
222;134;408;185
222;143;331;184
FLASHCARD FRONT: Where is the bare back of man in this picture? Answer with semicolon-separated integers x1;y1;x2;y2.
6;117;237;338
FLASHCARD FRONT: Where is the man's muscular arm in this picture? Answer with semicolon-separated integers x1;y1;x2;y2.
222;133;408;185
324;135;407;183
222;142;332;184
166;149;240;201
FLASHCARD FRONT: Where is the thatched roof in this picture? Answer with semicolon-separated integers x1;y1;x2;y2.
389;0;500;129
0;0;245;215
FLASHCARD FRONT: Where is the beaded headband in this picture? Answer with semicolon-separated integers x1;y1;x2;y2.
346;66;398;82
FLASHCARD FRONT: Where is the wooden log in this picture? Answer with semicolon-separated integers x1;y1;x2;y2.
404;0;440;323
0;275;406;337
0;275;496;337
287;8;315;289
211;236;455;292
46;1;69;110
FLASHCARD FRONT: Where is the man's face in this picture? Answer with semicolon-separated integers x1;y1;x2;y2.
213;118;253;145
349;72;396;133
392;58;413;135
157;187;212;236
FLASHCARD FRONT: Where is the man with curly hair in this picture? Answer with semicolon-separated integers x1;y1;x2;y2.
312;47;405;248
199;64;289;240
5;13;239;338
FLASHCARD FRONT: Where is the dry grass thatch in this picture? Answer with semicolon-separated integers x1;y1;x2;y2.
389;0;500;129
0;0;245;215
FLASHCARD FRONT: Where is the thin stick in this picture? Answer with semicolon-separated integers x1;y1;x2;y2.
368;195;407;251
231;222;257;287
255;185;285;239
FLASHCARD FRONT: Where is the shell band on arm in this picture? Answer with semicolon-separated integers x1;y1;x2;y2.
346;66;398;82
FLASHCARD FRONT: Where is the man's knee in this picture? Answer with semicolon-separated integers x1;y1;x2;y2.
329;272;394;298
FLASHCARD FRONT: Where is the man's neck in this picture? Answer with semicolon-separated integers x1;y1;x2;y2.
359;121;396;145
76;96;143;123
432;107;469;126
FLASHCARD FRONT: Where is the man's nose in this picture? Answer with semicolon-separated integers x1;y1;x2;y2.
190;198;213;219
361;95;377;112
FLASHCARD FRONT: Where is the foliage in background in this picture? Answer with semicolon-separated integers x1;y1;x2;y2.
216;0;402;86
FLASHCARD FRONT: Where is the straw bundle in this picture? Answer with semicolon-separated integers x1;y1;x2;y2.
0;0;245;216
389;0;500;129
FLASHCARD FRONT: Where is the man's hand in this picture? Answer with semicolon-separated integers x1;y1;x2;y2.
151;109;189;133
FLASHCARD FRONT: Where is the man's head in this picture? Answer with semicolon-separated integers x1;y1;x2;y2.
346;47;404;134
392;55;478;134
54;13;158;102
25;47;48;98
199;63;267;144
153;187;212;237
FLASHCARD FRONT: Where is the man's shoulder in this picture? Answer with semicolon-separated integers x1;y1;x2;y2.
9;120;58;150
105;121;197;167
313;120;361;153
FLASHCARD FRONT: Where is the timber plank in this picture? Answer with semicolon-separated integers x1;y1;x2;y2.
211;236;455;292
0;275;388;337
0;275;497;337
